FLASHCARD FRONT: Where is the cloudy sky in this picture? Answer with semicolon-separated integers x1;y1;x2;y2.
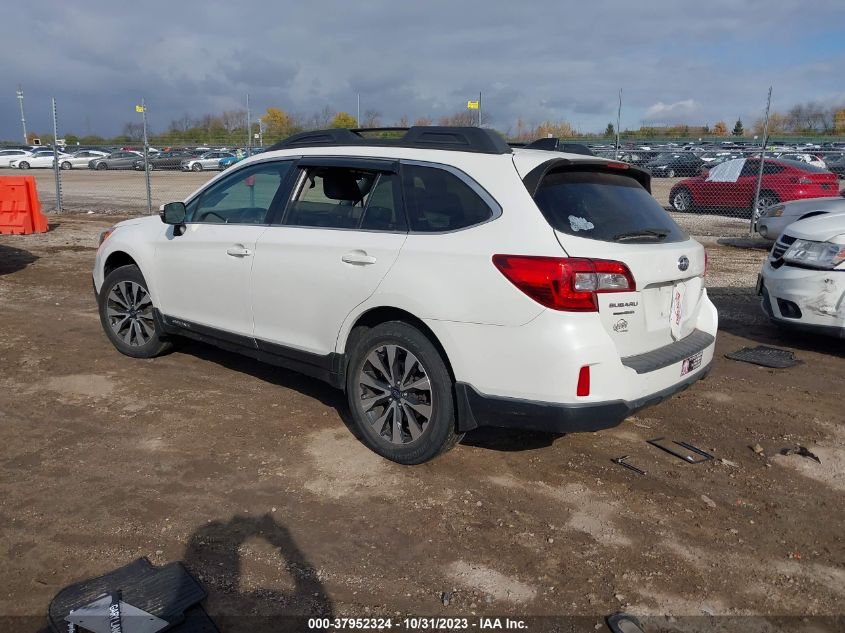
2;0;844;140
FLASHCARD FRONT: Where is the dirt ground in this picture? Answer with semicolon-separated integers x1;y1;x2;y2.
1;215;843;633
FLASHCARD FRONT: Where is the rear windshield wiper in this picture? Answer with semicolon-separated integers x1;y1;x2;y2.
612;228;670;242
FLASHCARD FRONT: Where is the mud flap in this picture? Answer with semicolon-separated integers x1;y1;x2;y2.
48;558;217;633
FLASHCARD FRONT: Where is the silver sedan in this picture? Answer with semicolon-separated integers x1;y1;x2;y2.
757;195;845;240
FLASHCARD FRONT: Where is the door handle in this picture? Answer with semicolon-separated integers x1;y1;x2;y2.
226;245;253;257
342;251;377;265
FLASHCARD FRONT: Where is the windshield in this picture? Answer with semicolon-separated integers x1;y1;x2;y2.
532;169;688;243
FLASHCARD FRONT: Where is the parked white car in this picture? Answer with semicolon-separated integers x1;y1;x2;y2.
0;149;34;167
757;195;845;240
93;127;717;464
777;153;827;169
180;151;234;171
57;150;109;170
759;212;845;337
10;151;71;169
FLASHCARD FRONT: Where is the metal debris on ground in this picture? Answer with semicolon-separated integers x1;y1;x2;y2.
611;455;646;475
647;437;714;463
725;345;799;369
780;445;821;464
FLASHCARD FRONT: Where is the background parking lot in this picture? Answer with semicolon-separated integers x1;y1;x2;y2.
1;215;843;628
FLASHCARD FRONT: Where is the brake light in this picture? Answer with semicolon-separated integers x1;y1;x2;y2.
492;255;636;312
605;162;629;170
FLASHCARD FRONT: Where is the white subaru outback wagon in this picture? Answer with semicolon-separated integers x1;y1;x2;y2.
93;127;717;464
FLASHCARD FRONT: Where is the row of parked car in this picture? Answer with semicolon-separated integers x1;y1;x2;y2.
0;146;265;172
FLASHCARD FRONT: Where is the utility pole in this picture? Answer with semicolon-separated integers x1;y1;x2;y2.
478;91;482;127
615;89;622;160
751;86;773;235
51;98;62;213
17;85;27;143
246;93;251;155
140;98;152;215
357;93;360;128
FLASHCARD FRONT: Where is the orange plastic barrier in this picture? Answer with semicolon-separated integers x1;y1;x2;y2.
0;176;48;235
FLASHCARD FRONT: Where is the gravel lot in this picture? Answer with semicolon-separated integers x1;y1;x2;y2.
1;214;843;632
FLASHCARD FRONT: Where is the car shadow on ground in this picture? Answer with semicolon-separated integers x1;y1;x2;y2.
183;513;333;632
0;243;39;275
174;341;566;455
460;427;563;451
716;237;772;250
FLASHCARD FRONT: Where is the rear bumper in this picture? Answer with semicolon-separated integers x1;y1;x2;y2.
456;361;712;433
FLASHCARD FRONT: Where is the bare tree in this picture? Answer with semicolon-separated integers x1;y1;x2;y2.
122;121;144;141
362;109;382;128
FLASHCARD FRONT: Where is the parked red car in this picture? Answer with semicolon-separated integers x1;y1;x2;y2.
669;158;839;216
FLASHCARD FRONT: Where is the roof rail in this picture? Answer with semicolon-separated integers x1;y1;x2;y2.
267;126;512;155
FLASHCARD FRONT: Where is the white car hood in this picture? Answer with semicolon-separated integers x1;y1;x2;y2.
785;210;845;243
778;196;845;217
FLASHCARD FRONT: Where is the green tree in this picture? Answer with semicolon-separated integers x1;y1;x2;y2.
604;122;615;137
732;118;744;136
330;112;358;128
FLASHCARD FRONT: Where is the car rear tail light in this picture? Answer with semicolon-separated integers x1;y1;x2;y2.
791;176;813;184
605;162;629;169
492;255;636;312
576;365;590;397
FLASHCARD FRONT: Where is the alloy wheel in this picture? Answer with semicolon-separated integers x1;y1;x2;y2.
106;281;155;346
673;190;691;211
358;344;433;445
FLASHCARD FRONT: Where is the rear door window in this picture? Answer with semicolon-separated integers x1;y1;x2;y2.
532;169;687;243
284;166;406;232
401;164;493;232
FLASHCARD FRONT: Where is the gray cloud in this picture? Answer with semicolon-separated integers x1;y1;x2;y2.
1;0;844;139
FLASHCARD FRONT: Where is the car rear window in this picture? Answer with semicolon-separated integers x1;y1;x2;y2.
532;169;688;243
778;159;829;173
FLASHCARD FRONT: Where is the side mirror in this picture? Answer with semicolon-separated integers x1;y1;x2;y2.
160;201;186;225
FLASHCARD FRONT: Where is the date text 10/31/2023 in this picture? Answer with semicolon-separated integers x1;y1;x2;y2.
307;617;528;630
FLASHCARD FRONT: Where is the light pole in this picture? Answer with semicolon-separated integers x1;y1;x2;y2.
17;85;27;144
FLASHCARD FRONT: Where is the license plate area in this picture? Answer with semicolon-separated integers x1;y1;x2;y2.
681;350;703;376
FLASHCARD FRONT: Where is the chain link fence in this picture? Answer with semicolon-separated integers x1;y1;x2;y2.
2;110;843;240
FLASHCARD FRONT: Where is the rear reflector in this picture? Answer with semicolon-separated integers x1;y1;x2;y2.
492;255;636;312
577;365;590;396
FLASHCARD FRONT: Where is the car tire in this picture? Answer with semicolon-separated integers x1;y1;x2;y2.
667;169;675;178
671;187;693;212
98;264;172;359
18;161;30;169
60;161;72;170
191;163;203;171
345;321;463;465
96;162;108;170
754;191;779;216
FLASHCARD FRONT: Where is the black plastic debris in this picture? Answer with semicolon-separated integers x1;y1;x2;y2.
725;345;799;369
780;445;821;464
606;612;646;633
49;558;218;633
